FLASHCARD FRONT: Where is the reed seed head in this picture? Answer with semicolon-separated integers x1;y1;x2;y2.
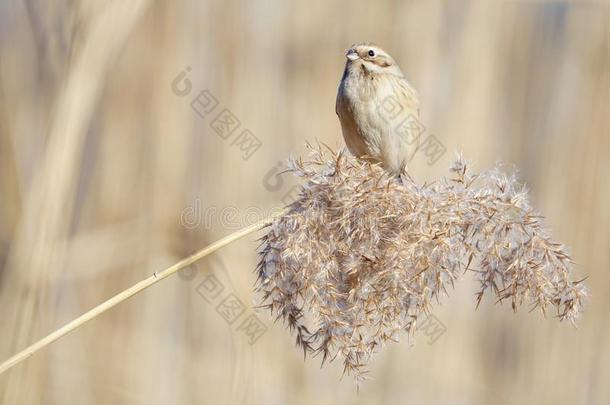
256;145;587;381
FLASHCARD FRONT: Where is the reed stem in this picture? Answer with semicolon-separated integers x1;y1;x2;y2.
0;215;275;376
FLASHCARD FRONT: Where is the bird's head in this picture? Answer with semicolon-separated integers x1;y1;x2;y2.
344;43;402;76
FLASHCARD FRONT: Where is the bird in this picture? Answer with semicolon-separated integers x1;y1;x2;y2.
336;43;421;176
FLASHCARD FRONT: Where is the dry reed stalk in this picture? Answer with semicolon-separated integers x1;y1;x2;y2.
0;216;275;376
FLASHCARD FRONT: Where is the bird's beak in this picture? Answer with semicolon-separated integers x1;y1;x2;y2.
346;49;359;61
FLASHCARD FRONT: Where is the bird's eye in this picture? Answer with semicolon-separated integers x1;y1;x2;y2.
368;49;375;57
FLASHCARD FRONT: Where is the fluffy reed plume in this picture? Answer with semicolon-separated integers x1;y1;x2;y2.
256;145;587;380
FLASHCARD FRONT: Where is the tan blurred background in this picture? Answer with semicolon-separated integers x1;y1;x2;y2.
0;0;609;404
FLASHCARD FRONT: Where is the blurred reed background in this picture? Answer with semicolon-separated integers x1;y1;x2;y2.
0;0;608;404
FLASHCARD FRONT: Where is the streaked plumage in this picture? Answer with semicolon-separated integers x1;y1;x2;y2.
336;43;420;175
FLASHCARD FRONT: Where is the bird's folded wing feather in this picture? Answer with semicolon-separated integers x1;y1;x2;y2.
393;76;420;116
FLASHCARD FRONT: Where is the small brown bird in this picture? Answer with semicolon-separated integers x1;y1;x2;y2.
336;43;421;175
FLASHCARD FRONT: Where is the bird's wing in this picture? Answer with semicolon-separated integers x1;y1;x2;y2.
393;76;420;116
